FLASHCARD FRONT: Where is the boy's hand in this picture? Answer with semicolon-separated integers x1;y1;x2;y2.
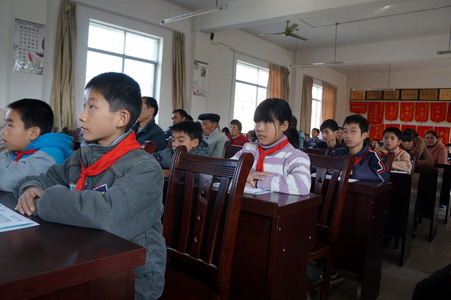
16;187;44;216
246;172;272;187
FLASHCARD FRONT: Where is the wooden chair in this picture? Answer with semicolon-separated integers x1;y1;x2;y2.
161;146;254;300
380;152;395;180
410;153;418;173
303;148;328;156
307;153;355;300
223;141;243;159
143;141;156;154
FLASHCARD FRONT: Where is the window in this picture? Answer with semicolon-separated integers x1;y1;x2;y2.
85;21;160;97
233;61;269;132
311;83;323;131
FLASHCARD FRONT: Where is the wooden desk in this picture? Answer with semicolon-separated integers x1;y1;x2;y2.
0;192;146;300
334;180;393;300
384;172;420;266
434;164;451;224
230;192;322;300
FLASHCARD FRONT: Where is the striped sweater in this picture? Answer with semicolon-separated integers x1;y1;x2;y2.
232;136;311;195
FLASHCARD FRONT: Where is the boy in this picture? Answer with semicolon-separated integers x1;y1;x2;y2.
229;119;249;146
153;121;208;169
14;73;166;300
331;114;389;182
315;119;346;152
306;128;322;148
0;99;73;192
376;127;412;173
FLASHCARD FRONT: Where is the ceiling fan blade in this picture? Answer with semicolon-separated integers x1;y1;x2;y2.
259;32;284;36
288;33;308;41
288;23;299;32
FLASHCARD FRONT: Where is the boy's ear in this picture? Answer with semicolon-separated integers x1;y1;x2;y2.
117;109;131;129
28;126;41;141
192;138;200;148
362;131;368;140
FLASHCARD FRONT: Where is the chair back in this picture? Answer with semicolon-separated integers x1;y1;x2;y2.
308;153;355;245
223;141;243;159
164;146;253;298
304;148;328;156
143;141;156;154
410;153;418;173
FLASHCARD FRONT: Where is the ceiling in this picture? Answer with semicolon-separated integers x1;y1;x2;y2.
163;0;451;52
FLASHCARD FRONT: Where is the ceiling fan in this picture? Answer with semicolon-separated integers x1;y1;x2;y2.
260;20;308;40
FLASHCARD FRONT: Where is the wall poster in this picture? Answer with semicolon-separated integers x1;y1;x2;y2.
192;60;208;97
13;18;45;75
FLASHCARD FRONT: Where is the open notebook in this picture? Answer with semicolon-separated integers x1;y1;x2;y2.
0;203;39;232
311;173;359;182
212;182;271;195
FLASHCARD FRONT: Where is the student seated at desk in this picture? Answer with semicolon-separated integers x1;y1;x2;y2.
14;73;166;300
314;119;347;152
401;128;434;167
424;130;448;165
152;120;208;169
376;127;412;173
0;99;72;192
232;98;311;195
331;114;389;182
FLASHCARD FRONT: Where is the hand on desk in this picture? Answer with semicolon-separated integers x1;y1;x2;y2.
246;171;272;188
16;187;44;216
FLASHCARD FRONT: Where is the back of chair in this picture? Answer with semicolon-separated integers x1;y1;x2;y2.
223;142;243;159
410;153;418;173
164;146;253;298
143;141;156;154
308;154;355;244
304;148;328;156
380;152;395;172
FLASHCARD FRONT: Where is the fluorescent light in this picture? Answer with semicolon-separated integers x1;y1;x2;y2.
161;4;228;25
437;50;451;55
290;61;343;67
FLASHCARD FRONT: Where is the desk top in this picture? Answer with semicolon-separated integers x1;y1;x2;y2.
0;192;145;297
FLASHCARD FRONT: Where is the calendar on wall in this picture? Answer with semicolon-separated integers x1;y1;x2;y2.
13;18;45;75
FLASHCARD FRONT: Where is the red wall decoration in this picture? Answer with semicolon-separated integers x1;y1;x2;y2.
400;102;415;122
415;102;429;122
417;125;434;138
369;124;384;141
385;102;399;121
367;102;384;125
447;103;451;123
401;124;417;132
384;123;400;130
350;102;368;114
430;102;447;123
435;126;450;145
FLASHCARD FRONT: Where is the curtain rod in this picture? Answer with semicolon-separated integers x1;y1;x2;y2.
72;0;183;34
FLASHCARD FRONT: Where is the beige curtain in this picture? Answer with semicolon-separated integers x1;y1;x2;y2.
300;75;313;135
267;64;290;100
172;32;186;110
50;0;76;130
322;81;337;121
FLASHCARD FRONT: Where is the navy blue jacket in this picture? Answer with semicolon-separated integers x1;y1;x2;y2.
331;143;389;182
133;119;167;151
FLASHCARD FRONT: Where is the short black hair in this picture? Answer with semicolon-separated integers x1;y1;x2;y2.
85;72;141;131
312;128;320;134
425;130;440;139
343;114;369;133
172;109;188;119
401;129;417;142
142;96;158;117
320;119;339;132
383;127;402;140
7;99;54;135
187;115;193;121
230;119;242;131
254;98;293;124
403;128;418;138
172;121;203;142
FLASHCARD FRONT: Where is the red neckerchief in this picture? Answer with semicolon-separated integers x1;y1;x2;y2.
257;139;289;172
75;132;141;190
13;149;38;162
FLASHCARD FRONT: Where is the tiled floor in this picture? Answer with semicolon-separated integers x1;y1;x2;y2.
309;210;451;299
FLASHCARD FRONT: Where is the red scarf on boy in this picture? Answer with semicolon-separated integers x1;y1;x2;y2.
75;132;141;190
13;149;38;162
256;139;289;172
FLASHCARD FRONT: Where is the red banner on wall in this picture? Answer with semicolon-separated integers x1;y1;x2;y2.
385;102;399;121
350;102;368;114
384;123;400;130
430;102;447;123
401;124;417;132
400;102;415;122
369;124;384;141
417;125;434;138
415;102;429;122
367;102;385;125
434;126;451;144
447;103;451;122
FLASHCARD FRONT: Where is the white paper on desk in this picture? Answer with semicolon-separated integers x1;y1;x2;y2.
390;170;409;174
211;182;272;195
0;203;39;232
311;173;358;182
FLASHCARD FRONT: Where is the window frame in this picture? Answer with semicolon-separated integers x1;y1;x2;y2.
311;81;323;131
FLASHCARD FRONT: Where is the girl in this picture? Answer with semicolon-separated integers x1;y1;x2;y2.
424;130;448;165
232;98;311;195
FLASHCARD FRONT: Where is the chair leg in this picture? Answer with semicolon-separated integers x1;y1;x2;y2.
319;257;332;300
